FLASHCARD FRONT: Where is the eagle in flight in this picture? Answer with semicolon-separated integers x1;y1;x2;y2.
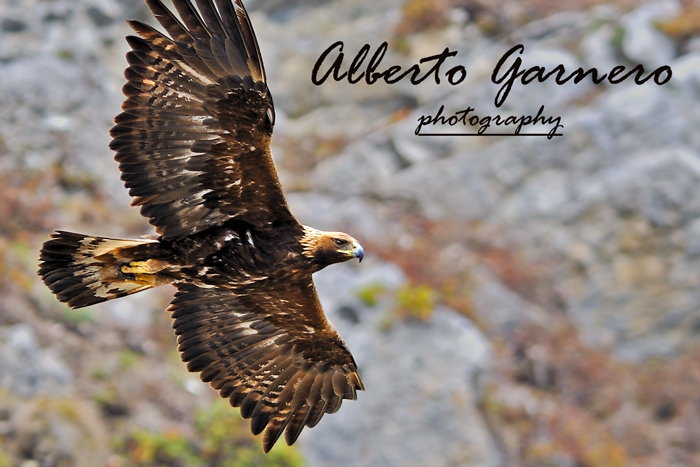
38;0;364;452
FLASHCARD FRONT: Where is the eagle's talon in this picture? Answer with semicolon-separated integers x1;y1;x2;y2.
121;261;150;275
117;265;136;281
119;267;136;282
119;261;154;284
118;264;158;286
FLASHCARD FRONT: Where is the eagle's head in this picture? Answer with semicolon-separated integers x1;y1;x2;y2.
300;226;364;270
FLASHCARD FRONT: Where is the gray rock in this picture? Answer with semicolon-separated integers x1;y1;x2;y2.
671;52;700;88
469;265;552;336
683;217;700;256
0;0;132;204
287;192;400;243
390;130;438;166
102;294;155;330
311;139;401;197
580;22;623;73
376;147;505;221
602;84;664;121
620;1;678;66
0;325;72;397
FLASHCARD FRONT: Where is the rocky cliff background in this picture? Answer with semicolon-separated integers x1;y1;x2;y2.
1;0;699;466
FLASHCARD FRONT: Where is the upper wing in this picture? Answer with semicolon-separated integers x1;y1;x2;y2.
169;280;364;452
110;0;294;240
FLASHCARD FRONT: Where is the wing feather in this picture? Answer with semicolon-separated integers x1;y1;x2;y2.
173;0;211;39
305;400;328;429
326;394;343;414
196;0;227;38
284;405;311;446
262;409;295;453
111;0;290;240
169;280;363;452
170;0;228;78
143;0;192;47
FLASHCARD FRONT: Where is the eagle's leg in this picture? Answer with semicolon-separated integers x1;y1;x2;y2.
38;231;169;308
119;259;170;286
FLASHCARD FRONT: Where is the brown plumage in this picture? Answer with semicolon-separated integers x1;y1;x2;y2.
37;0;364;453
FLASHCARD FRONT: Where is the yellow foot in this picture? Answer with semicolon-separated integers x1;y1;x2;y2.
120;261;151;275
131;272;157;286
119;260;168;286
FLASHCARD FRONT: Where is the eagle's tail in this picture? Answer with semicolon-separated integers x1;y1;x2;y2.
38;231;165;309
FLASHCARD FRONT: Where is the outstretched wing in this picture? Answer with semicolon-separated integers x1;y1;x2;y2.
111;0;294;240
170;280;364;452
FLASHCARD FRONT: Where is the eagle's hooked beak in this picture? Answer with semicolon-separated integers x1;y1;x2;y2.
352;241;364;262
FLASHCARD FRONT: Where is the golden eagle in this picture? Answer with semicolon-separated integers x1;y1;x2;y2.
38;0;364;452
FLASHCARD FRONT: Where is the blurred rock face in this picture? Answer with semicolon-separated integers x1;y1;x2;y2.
297;0;700;361
1;0;699;466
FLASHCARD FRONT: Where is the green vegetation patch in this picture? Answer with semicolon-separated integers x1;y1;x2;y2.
120;399;304;467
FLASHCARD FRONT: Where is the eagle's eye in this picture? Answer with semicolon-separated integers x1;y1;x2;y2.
334;238;347;247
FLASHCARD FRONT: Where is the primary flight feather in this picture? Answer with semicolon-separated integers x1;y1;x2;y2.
38;0;364;452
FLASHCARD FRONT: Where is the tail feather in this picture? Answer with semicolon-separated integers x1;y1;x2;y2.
38;231;160;308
